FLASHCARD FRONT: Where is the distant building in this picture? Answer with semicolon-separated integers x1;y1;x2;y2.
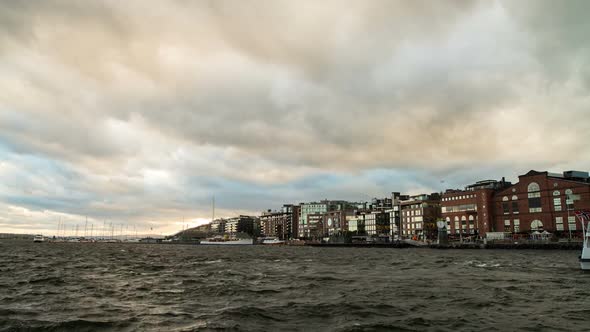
210;219;226;234
492;170;590;235
347;214;365;234
369;197;393;210
322;210;354;236
390;192;409;238
401;193;441;240
225;215;259;237
361;210;391;240
260;204;299;240
298;200;357;239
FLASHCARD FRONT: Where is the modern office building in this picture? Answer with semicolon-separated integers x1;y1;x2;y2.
362;210;391;240
210;218;226;234
225;215;259;237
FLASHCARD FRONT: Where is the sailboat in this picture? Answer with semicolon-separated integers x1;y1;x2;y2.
576;211;590;270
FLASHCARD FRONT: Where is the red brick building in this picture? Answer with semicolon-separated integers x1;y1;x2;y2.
492;170;590;235
322;210;353;236
441;180;511;238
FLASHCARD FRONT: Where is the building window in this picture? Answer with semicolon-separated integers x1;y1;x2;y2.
504;219;511;232
502;196;510;214
568;216;576;231
528;182;542;213
565;189;575;210
528;182;540;193
531;219;543;231
514;219;520;232
556;217;564;231
512;201;519;214
553;190;560;196
553;197;562;212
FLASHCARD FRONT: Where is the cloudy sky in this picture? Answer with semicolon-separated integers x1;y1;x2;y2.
1;0;589;235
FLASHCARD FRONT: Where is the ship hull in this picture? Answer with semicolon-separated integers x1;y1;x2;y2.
200;239;253;245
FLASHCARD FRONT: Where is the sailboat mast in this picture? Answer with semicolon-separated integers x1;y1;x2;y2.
212;196;215;222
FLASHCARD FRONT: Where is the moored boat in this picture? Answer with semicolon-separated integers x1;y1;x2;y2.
577;211;590;270
200;236;253;245
261;237;285;245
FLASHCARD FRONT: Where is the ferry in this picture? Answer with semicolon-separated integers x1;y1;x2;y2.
33;235;45;243
578;211;590;270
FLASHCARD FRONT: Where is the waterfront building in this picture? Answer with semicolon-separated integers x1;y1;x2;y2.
361;210;391;241
492;170;590;236
322;210;354;236
225;215;259;237
390;192;409;239
401;193;441;240
369;197;393;210
298;200;356;239
365;193;408;239
347;214;365;234
210;218;226;234
441;179;510;238
260;204;299;240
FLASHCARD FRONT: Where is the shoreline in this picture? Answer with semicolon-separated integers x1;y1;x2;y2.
2;238;583;250
308;242;582;250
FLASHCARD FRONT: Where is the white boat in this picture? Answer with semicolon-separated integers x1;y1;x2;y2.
33;235;44;243
261;237;285;245
578;211;590;270
200;237;253;245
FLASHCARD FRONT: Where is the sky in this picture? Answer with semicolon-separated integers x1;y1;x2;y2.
1;0;590;235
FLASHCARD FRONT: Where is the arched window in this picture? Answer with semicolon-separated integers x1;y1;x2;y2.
445;217;450;222
502;196;510;213
461;216;466;221
528;182;542;212
512;195;519;214
531;220;543;231
553;190;560;196
565;189;573;195
468;215;474;221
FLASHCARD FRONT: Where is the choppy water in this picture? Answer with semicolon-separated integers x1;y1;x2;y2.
1;240;589;331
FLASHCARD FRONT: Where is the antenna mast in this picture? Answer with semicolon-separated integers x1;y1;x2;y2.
212;196;215;222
